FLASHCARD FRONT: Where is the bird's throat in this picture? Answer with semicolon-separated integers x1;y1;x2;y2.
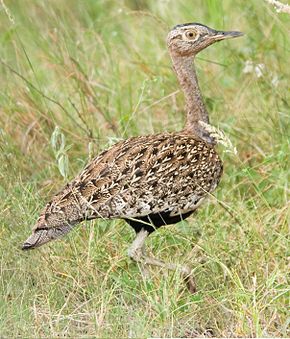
170;54;214;144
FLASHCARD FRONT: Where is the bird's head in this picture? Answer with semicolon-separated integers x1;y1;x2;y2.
167;23;243;57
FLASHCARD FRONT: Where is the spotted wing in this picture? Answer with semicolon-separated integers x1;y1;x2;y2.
68;133;223;221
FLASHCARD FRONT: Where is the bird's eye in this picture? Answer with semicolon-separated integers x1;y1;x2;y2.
184;30;198;41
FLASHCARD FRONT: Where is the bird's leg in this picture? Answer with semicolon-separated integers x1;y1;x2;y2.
127;228;149;260
127;228;151;279
142;251;196;293
127;228;196;293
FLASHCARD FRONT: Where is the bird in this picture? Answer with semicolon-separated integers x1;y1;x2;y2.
22;23;243;292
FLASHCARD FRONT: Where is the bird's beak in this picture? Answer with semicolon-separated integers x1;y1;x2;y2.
213;30;244;41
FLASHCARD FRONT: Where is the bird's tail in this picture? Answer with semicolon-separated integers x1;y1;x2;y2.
22;224;72;250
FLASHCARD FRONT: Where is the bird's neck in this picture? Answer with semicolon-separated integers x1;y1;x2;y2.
170;53;214;144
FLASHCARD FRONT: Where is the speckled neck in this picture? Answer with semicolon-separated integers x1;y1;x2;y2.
170;53;214;144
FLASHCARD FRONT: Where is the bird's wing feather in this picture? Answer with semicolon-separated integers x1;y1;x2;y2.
69;133;222;220
24;132;222;250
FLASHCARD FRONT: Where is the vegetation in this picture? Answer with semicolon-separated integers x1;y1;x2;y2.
0;0;289;337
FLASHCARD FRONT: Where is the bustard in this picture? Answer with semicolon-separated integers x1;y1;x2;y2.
22;23;243;292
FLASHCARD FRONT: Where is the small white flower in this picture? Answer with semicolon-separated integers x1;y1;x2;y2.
265;0;290;14
271;75;279;87
243;60;265;78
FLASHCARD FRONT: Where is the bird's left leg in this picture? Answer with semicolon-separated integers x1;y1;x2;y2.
127;228;196;293
127;228;150;278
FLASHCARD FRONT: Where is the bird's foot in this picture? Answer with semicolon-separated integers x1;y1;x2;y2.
183;271;196;294
128;229;196;293
178;265;196;294
128;246;143;262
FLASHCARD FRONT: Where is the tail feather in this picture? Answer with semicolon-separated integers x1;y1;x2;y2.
22;229;50;250
22;225;72;250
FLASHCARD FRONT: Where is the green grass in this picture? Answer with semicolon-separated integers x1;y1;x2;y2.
0;0;289;337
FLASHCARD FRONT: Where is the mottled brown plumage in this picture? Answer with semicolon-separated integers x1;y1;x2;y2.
22;22;243;292
24;132;222;247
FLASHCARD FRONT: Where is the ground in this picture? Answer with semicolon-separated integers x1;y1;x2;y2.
0;0;289;337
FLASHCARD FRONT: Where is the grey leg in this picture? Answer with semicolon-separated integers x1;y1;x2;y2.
127;228;196;293
127;228;151;279
127;228;149;261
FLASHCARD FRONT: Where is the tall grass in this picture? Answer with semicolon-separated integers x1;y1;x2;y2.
0;0;289;337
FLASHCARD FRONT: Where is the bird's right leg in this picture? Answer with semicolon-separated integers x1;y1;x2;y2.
141;254;196;293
